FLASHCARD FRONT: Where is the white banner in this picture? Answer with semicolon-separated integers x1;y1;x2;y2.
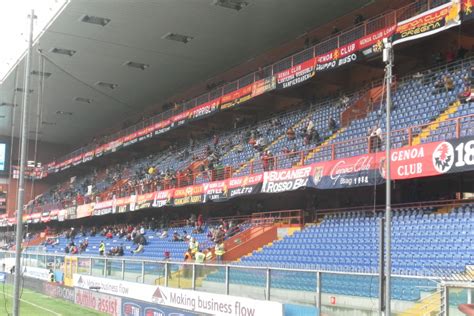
22;266;50;281
73;274;283;316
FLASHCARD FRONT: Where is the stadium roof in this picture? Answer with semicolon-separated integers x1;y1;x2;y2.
0;0;370;146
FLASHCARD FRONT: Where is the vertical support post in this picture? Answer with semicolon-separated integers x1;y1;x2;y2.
442;286;449;316
316;271;322;310
164;262;169;287
103;258;107;276
378;217;385;313
407;128;412;146
192;264;196;290
225;265;230;295
383;38;394;316
456;118;461;139
468;288;472;304
141;261;145;283
13;10;35;316
89;258;93;275
265;268;271;300
121;260;125;280
331;144;336;160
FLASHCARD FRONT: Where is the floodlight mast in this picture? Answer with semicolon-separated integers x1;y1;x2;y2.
382;37;394;316
13;9;35;316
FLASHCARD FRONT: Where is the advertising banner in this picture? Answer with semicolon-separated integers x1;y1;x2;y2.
73;274;283;316
202;180;228;202
75;288;122;316
122;298;200;316
226;174;263;199
392;1;461;45
22;266;50;281
276;58;316;89
43;282;75;302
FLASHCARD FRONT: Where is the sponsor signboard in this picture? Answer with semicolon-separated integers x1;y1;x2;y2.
43;282;75;302
75;288;122;316
23;266;50;281
74;274;283;316
122;298;200;316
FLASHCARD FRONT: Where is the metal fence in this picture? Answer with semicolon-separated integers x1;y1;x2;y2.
0;250;444;315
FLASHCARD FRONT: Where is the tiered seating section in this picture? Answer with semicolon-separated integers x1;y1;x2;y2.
46;225;212;261
205;204;473;301
31;59;473;210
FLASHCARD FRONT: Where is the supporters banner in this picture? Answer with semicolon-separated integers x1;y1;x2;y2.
252;76;276;97
114;196;131;213
65;206;77;220
226;174;263;199
95;144;105;158
276;58;316;89
261;166;314;193
315;49;362;72
74;274;283;316
122;132;138;147
190;99;220;120
152;189;174;208
392;1;462;46
83;150;95;163
76;203;94;219
173;185;204;206
72;154;83;166
462;0;474;21
220;84;254;110
153;119;172;136
171;110;192;128
202;180;228;202
358;26;396;58
94;199;114;216
382;135;474;180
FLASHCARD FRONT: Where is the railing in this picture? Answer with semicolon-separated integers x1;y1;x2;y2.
25;110;474;212
0;250;444;314
45;0;453;172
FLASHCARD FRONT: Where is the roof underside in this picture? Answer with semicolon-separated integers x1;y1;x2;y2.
0;0;371;146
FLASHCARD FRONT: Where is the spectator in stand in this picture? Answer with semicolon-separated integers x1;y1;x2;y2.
339;94;350;108
99;241;105;256
105;230;113;239
444;75;455;92
262;151;270;171
131;243;144;255
329;117;337;133
79;239;88;253
159;229;168;239
445;48;456;63
215;242;225;264
189;237;199;255
163;251;170;261
286;127;296;141
117;244;124;256
197;213;203;228
70;244;78;254
354;14;365;25
205;247;213;262
64;244;70;254
368;125;382;153
172;231;183;242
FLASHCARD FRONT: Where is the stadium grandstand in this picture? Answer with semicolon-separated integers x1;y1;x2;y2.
0;0;474;315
